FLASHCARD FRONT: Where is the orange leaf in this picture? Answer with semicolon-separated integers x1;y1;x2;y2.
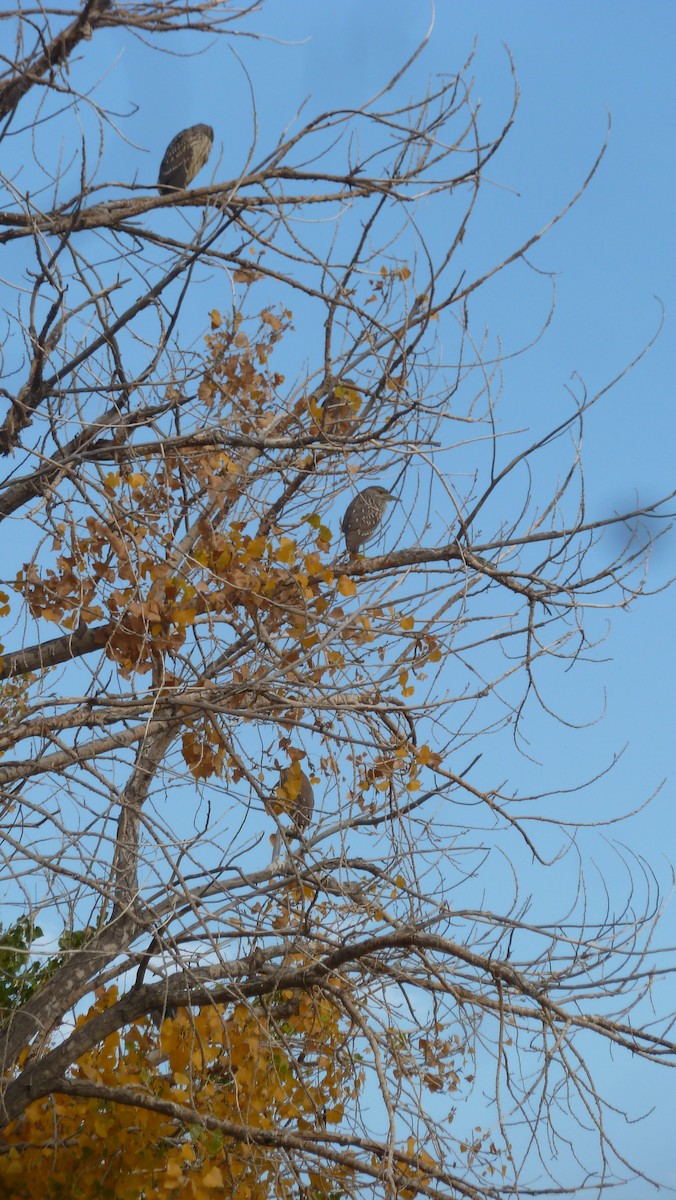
233;267;261;284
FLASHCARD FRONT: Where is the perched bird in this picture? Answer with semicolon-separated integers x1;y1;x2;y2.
157;124;214;194
319;378;363;436
270;765;315;863
341;485;398;554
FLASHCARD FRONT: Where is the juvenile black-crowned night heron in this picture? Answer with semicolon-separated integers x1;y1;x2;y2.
270;765;315;863
157;124;214;193
341;485;398;554
319;378;363;436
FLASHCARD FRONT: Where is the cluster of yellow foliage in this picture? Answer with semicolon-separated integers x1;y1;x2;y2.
0;983;359;1199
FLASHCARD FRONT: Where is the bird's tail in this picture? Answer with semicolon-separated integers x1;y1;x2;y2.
271;829;284;865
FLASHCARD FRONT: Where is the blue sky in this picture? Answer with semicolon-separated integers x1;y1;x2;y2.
3;1;675;1192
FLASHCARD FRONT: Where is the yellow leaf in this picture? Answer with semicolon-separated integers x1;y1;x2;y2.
276;537;296;565
78;1062;102;1082
173;607;197;627
337;575;357;598
210;308;222;329
243;535;267;561
203;1166;225;1188
400;615;414;631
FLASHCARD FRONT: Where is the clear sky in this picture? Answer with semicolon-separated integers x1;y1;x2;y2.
5;1;675;1193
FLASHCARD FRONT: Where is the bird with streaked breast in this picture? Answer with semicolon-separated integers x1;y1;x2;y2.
157;124;214;194
341;485;398;555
